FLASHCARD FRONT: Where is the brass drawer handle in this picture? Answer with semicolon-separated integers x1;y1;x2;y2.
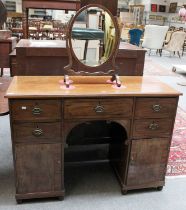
32;128;43;137
94;105;104;113
32;107;42;115
152;104;161;112
149;122;159;130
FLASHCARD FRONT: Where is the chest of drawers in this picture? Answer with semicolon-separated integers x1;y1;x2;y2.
6;76;181;203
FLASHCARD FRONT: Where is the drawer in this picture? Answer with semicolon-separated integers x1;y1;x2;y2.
13;122;61;143
64;98;133;119
132;119;173;139
135;98;177;119
11;100;61;121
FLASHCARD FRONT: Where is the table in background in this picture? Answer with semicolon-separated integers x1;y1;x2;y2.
0;37;17;76
11;39;146;76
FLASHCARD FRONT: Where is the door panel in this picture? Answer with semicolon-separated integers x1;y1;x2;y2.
127;138;170;186
15;143;62;194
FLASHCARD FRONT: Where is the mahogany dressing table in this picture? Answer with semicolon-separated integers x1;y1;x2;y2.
5;4;181;203
6;76;181;203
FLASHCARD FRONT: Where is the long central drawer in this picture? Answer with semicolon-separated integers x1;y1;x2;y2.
64;98;133;119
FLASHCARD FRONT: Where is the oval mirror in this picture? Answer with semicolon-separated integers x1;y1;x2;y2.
69;4;119;69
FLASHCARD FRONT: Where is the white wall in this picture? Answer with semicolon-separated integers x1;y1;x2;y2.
16;0;22;13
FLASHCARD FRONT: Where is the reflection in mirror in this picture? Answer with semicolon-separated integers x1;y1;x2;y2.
71;7;116;67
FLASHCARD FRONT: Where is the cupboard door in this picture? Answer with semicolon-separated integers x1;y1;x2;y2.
15;144;62;194
127;138;170;186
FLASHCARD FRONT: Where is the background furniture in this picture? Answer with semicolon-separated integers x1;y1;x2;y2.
115;42;146;76
6;76;181;203
164;31;186;57
9;49;16;77
81;0;118;16
13;39;146;76
0;37;17;76
14;39;69;76
0;77;11;116
0;0;7;28
142;25;169;56
22;0;81;38
129;28;143;46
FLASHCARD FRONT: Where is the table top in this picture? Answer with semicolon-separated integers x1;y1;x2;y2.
0;77;12;115
5;76;182;99
15;39;145;51
16;39;66;48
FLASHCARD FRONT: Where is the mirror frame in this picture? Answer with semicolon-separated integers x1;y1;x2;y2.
64;4;120;75
0;0;7;28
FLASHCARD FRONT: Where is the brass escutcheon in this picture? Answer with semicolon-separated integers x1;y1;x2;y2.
32;128;43;137
152;104;161;112
32;107;42;115
94;105;104;113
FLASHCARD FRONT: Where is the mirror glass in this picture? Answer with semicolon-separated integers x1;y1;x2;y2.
71;6;116;67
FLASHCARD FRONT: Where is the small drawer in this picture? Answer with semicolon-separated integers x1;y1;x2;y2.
11;99;61;121
135;98;177;119
132;119;173;139
13;122;61;143
64;98;133;119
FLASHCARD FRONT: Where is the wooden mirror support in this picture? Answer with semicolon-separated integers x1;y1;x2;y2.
0;0;7;28
64;4;120;76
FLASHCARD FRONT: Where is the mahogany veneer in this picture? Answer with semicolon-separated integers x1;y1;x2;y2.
6;76;181;203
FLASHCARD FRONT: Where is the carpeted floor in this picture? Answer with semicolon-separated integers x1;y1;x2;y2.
167;107;186;176
144;57;179;76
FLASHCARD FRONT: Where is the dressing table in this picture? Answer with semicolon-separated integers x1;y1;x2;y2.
6;4;181;203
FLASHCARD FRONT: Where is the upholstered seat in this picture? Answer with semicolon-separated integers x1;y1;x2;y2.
72;27;104;40
164;31;186;57
129;28;143;46
142;25;168;56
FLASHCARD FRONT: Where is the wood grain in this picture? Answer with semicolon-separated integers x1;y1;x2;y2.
5;76;182;99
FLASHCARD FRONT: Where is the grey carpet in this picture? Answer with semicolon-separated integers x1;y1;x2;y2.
0;115;186;210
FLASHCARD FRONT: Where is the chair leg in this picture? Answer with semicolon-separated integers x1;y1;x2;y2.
159;49;162;57
0;68;3;77
148;49;151;56
177;51;181;58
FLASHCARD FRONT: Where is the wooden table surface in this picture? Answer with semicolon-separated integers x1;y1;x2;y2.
0;77;12;115
5;76;182;98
